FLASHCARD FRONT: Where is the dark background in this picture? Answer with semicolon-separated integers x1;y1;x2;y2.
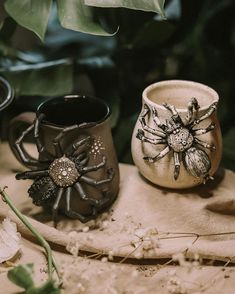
0;0;235;169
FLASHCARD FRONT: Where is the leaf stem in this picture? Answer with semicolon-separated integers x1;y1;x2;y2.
0;186;60;282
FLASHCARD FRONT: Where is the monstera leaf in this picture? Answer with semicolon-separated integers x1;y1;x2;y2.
57;0;117;36
4;0;52;41
4;0;117;40
85;0;166;17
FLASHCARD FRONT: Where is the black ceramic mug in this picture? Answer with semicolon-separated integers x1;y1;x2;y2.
0;76;14;112
0;76;14;140
8;95;120;223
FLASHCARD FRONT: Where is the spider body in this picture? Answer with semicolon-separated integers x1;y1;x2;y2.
29;177;57;206
48;156;80;187
167;127;193;152
136;98;217;181
14;114;114;223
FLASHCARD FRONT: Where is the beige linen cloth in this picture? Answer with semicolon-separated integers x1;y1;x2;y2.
1;143;235;293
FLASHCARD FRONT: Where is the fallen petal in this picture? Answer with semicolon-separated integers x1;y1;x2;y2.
0;218;21;263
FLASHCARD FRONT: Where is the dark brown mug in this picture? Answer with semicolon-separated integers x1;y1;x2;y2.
0;76;14;112
8;95;120;223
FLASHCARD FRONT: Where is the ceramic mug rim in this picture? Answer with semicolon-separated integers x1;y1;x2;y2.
142;80;219;112
37;94;111;128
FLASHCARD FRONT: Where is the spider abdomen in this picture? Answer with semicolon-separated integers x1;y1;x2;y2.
28;177;57;206
49;156;80;187
167;128;193;152
184;147;211;179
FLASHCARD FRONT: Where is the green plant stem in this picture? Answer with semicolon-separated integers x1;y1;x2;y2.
0;186;60;282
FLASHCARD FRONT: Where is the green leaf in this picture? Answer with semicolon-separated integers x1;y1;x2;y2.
57;0;116;36
4;0;52;41
7;264;34;290
0;59;73;96
7;264;60;294
26;280;61;294
85;0;166;18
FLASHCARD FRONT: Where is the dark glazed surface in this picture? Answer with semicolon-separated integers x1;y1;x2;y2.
0;76;14;111
8;95;119;222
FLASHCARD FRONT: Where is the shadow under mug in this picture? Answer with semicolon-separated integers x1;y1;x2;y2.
8;95;120;222
131;80;222;189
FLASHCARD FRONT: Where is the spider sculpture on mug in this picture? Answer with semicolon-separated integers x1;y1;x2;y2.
14;114;114;223
136;98;217;182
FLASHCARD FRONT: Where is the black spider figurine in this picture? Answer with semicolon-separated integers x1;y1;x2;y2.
14;114;114;223
136;98;217;182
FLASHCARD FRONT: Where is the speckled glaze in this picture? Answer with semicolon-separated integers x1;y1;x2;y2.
131;80;222;189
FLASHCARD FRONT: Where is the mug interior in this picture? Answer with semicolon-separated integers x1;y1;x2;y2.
38;95;110;126
143;80;219;111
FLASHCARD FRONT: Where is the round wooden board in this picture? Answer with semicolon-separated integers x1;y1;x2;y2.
1;143;235;261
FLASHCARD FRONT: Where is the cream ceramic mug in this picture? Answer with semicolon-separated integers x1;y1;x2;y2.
131;80;222;189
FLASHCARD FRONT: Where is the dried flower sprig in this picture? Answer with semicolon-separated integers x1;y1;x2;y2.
0;186;61;291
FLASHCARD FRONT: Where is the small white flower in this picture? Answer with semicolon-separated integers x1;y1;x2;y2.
134;251;143;259
66;240;81;256
101;257;108;263
82;226;89;233
101;220;109;229
167;276;187;294
76;282;85;292
108;250;114;260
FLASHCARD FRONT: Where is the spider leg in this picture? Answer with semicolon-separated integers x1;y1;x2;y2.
65;188;96;222
192;102;217;126
70;136;92;156
194;138;216;151
184;97;199;125
81;156;106;173
72;152;87;164
144;146;171;163
80;168;114;187
14;124;42;167
80;157;89;166
139;109;166;138
139;104;166;138
74;182;100;206
73;152;90;173
76;151;86;159
65;187;72;213
16;169;48;180
163;103;183;124
34;114;53;161
80;156;89;167
152;107;167;131
139;117;166;137
193;123;215;136
53;125;81;157
52;188;64;226
173;152;181;180
136;129;166;144
142;103;150;116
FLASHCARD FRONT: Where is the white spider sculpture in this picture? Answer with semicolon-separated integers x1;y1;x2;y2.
136;98;217;182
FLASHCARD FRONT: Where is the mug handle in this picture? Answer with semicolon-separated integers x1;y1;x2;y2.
8;112;37;169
